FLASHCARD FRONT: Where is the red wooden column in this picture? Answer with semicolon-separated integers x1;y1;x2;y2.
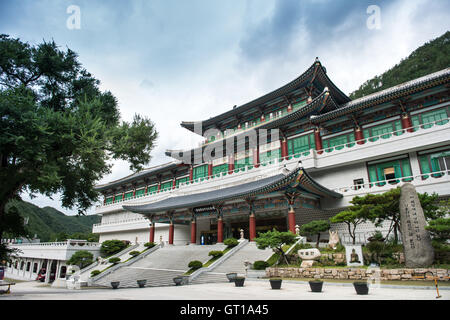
314;127;323;154
286;194;297;234
168;215;174;245
190;219;196;244
172;178;176;189
401;113;414;133
354;126;365;145
253;146;260;168
249;213;256;241
112;194;115;203
208;163;213;178
103;196;106;205
145;185;148;195
189;165;193;182
133;188;136;197
149;220;155;243
157;182;161;193
217;216;223;243
228;154;235;174
122;192;125;201
280;138;288;160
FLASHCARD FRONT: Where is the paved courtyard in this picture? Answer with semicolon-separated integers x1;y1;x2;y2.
1;279;448;300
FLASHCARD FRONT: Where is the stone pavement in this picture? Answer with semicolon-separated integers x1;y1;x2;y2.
0;279;448;300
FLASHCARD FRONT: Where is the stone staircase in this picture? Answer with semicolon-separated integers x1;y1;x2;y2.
190;241;272;285
93;243;225;288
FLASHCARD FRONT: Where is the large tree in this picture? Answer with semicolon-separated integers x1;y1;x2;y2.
299;219;330;248
0;35;158;258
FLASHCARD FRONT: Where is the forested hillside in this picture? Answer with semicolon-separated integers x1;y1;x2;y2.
350;31;450;99
5;200;100;242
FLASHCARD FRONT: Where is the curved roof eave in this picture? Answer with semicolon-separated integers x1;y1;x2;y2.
180;59;349;132
312;68;450;123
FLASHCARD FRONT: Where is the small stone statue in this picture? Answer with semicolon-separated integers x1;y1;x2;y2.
350;248;361;263
240;229;244;240
328;230;340;250
295;225;300;236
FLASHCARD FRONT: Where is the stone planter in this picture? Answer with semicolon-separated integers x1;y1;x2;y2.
269;279;282;289
110;281;120;289
353;282;369;295
173;276;184;286
309;280;323;292
137;279;146;288
234;277;245;287
226;273;237;282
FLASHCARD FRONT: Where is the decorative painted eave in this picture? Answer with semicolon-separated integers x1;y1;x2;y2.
164;88;336;159
290;169;343;199
94;161;180;192
312;68;450;124
180;58;350;133
123;165;341;216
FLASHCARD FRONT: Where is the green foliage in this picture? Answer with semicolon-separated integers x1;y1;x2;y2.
90;270;101;277
144;242;156;248
129;251;140;257
350;31;450;99
223;237;239;248
188;260;203;270
108;257;121;264
208;250;224;259
66;250;94;269
253;260;269;270
426;218;450;243
0;34;158;251
299;220;331;248
100;240;127;256
255;229;297;265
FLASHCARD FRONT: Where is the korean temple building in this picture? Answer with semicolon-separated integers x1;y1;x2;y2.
92;58;450;246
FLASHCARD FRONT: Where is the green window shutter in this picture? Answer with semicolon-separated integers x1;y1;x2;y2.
148;185;158;193
394;120;403;136
193;165;208;180
400;158;412;180
212;164;228;176
367;165;378;183
124;191;133;200
105;197;113;205
309;134;315;151
135;189;145;197
160;181;173;191
411;115;420;132
176;177;189;187
421;109;449;128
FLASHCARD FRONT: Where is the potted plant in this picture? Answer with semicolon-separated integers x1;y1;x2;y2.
226;272;237;282
353;281;369;295
137;279;146;288
269;278;282;289
110;281;120;289
309;280;323;292
173;276;184;286
234;276;245;287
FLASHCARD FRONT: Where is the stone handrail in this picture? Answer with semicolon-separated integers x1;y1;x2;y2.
188;240;249;283
89;243;161;283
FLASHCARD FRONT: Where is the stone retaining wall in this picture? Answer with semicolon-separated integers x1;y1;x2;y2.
266;267;450;281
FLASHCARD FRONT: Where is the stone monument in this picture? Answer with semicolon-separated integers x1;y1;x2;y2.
399;183;434;267
298;248;321;268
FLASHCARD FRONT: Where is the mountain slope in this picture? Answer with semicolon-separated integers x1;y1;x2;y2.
5;200;100;242
350;31;450;99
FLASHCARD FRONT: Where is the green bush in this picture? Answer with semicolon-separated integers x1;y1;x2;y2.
188;260;203;270
223;238;239;248
144;242;156;248
208;250;224;259
66;250;94;269
90;270;101;277
108;257;121;264
253;260;269;270
100;240;128;256
129;251;140;257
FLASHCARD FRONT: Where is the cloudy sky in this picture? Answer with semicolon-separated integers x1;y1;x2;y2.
1;0;449;215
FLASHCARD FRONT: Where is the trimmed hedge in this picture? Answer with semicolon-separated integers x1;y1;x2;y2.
253;260;269;270
208;250;224;259
188;260;203;270
129;251;140;257
223;237;238;248
108;257;121;264
144;242;156;248
90;270;101;277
